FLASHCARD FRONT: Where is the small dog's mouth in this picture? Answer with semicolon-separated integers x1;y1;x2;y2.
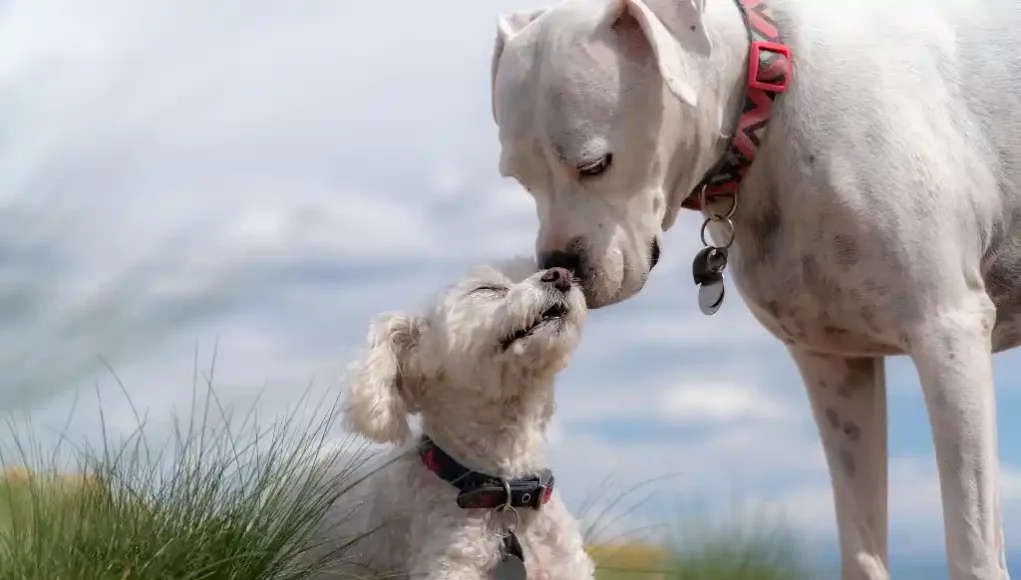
500;302;569;350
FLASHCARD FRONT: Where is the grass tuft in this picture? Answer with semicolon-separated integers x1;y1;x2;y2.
580;477;819;580
0;355;377;580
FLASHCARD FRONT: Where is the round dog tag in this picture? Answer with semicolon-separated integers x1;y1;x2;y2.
492;554;527;580
698;277;726;316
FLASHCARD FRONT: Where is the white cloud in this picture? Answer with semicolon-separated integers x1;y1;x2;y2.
660;381;794;424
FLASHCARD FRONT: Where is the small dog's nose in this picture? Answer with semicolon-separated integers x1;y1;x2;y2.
538;250;580;273
541;267;572;292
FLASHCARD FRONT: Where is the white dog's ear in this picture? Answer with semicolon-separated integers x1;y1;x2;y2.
616;0;711;107
343;312;424;444
645;0;712;57
491;8;547;121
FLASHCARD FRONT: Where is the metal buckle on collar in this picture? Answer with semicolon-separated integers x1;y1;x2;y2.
747;40;791;93
532;469;552;511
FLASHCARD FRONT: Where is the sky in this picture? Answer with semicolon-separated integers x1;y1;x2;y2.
2;0;1021;573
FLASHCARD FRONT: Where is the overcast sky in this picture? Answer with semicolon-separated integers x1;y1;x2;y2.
2;0;1021;568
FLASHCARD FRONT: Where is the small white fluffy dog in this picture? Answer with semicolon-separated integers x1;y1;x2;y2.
314;258;595;580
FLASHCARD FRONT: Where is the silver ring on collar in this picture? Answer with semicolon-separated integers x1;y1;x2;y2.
698;187;739;221
499;479;521;531
700;217;735;250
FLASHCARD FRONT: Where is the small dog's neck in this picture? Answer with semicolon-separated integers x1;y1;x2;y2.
417;372;556;479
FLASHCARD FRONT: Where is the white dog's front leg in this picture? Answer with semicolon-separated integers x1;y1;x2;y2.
906;296;1008;580
789;349;889;580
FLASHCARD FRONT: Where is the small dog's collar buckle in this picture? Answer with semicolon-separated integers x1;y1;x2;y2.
532;468;553;511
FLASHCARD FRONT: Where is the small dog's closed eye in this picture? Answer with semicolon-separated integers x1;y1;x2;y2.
305;257;595;580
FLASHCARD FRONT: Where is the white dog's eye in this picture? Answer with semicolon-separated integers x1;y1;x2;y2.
578;154;612;178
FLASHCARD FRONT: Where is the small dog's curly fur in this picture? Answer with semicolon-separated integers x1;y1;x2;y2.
312;257;596;580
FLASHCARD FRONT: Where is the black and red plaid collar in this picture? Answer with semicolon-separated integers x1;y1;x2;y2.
418;435;554;510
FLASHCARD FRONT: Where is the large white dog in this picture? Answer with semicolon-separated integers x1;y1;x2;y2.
489;0;1021;578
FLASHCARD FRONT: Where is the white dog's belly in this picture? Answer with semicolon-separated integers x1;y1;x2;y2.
721;184;917;358
730;186;1021;357
734;266;906;357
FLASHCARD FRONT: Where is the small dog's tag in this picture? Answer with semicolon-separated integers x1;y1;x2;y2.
692;246;728;315
492;532;527;580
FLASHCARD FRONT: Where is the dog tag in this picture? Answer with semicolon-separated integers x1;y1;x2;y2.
692;247;728;315
691;247;727;286
492;533;527;580
698;274;726;315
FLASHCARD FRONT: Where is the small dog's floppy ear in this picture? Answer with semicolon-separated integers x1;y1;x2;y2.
614;0;711;107
343;312;423;444
491;8;547;121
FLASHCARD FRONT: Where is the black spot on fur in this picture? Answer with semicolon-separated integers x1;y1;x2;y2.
825;408;840;429
801;254;817;281
746;189;782;262
837;359;872;398
833;234;859;269
843;422;861;441
862;279;891;299
823;325;850;337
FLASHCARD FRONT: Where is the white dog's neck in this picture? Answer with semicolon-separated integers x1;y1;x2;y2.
418;372;556;479
665;0;756;207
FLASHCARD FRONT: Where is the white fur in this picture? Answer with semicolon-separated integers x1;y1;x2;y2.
490;0;1021;578
313;258;595;580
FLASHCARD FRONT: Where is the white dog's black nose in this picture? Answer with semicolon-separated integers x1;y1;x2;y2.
541;267;572;292
538;250;580;274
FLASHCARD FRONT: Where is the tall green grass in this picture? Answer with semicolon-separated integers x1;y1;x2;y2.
0;363;378;580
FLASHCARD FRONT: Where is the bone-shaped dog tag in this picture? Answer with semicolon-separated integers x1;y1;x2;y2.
492;532;527;580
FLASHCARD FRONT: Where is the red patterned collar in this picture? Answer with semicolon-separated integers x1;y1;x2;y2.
682;0;792;211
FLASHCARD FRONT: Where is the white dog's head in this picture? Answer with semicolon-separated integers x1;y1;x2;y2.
343;258;587;444
491;0;719;308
